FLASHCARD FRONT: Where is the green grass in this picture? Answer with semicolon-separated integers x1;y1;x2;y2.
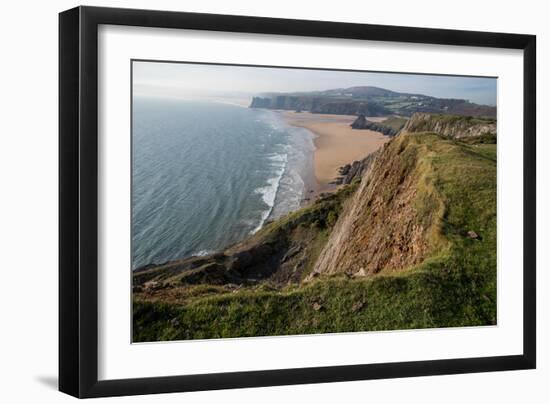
133;133;496;342
401;133;496;319
134;263;495;341
406;114;496;136
253;181;358;242
380;116;408;131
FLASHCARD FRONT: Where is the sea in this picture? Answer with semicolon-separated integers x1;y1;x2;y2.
132;97;316;269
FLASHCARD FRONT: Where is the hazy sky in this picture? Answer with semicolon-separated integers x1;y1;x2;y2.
133;61;497;106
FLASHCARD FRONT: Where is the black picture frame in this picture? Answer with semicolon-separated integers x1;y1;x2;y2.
59;5;536;398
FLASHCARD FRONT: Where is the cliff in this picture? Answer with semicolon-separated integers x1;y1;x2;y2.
311;134;444;278
133;183;359;290
350;115;407;136
313;128;496;279
401;113;497;140
331;150;379;186
250;95;391;116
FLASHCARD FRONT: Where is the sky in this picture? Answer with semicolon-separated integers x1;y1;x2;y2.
133;61;497;106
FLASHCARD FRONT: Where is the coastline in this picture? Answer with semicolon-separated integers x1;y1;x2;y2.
280;111;391;196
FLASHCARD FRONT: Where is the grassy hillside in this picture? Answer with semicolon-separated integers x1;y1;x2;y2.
402;113;497;141
380;116;408;131
350;115;407;135
133;132;496;342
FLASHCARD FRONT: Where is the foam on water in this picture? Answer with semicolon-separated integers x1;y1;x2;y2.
192;249;213;257
251;151;288;234
132;100;316;269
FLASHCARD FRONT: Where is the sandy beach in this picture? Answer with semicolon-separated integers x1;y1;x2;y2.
281;111;390;192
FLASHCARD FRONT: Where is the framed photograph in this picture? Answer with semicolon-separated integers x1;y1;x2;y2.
59;6;536;398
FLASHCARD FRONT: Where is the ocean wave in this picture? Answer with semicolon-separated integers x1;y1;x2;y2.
251;152;288;234
192;249;213;257
267;152;288;163
249;111;316;235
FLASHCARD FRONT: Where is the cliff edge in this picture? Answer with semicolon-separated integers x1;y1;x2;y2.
401;113;496;140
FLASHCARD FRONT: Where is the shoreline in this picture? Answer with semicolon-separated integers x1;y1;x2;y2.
280;111;391;198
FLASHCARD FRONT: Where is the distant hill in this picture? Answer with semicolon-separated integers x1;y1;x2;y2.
402;113;497;141
249;86;496;118
321;86;401;98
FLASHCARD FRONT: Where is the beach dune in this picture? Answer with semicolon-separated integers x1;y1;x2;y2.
282;112;390;190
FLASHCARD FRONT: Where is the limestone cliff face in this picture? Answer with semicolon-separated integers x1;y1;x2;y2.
401;113;496;139
249;96;391;116
311;134;445;278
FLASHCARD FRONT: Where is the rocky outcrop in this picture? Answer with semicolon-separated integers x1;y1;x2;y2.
249;97;272;109
350;115;368;129
350;115;405;136
400;113;496;140
332;151;379;186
